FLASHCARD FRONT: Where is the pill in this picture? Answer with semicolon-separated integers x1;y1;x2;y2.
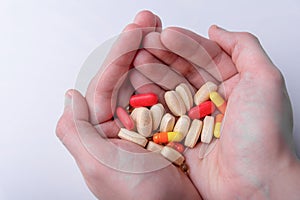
175;83;193;111
129;93;158;108
130;108;140;131
130;108;137;119
184;119;203;148
201;116;214;143
167;142;185;153
150;103;165;131
153;132;184;144
173;115;191;137
159;113;175;132
164;91;186;116
160;146;185;166
214;114;224;138
146;141;164;152
194;81;218;105
209;91;227;114
136;107;153;137
188;101;215;119
118;128;148;147
116;107;134;130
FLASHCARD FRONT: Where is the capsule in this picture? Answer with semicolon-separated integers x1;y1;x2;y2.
153;132;184;144
167;142;185;153
209;92;227;114
118;128;148;147
175;83;193;111
194;81;218;105
159;113;175;132
150;103;165;131
136;107;152;137
129;93;158;108
184;119;203;148
214;114;224;138
201;116;214;143
147;141;164;152
188;101;215;119
164;91;186;116
173;115;191;137
116;107;134;130
160;146;185;166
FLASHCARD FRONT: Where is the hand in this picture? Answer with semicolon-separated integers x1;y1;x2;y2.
141;25;300;199
56;11;201;200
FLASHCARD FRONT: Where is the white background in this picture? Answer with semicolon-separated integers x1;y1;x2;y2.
0;0;299;199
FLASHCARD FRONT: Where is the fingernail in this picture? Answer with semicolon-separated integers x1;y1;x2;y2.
64;91;72;107
215;25;226;31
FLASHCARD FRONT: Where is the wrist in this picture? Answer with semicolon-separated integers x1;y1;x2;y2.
267;156;300;200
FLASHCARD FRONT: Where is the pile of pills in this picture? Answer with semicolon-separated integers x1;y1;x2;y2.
116;81;227;170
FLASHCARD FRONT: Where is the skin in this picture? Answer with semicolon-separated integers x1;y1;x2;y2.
56;11;300;200
56;11;201;200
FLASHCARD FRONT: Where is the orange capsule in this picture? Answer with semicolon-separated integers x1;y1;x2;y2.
167;142;185;153
153;132;184;144
129;93;158;108
214;114;224;138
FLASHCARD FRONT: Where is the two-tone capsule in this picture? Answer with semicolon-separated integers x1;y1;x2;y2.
214;114;224;138
153;132;184;144
210;92;227;114
188;101;215;119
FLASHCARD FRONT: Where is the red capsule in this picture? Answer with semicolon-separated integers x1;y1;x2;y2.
116;107;134;130
129;93;158;108
188;101;215;119
167;142;185;153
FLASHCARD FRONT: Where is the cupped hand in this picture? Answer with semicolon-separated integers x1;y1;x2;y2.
142;25;299;199
56;11;201;200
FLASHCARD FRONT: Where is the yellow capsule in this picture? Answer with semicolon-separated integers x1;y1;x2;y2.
210;92;227;114
153;132;184;144
214;114;224;138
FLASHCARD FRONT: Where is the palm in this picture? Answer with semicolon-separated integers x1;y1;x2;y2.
57;12;295;200
76;135;196;199
184;73;291;198
60;12;201;200
140;26;293;199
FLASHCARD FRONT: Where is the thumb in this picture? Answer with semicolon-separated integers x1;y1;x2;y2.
208;25;276;75
56;89;93;159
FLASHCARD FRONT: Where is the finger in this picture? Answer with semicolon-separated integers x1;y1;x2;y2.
55;90;155;181
160;27;238;82
143;32;218;88
133;10;162;35
154;15;162;32
56;89;95;158
86;24;142;125
208;25;276;74
56;90;118;160
217;73;240;99
133;49;196;92
129;69;166;105
115;76;135;108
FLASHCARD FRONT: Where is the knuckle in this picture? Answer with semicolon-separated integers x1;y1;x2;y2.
239;32;259;43
56;116;67;140
55;111;74;141
270;68;284;84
